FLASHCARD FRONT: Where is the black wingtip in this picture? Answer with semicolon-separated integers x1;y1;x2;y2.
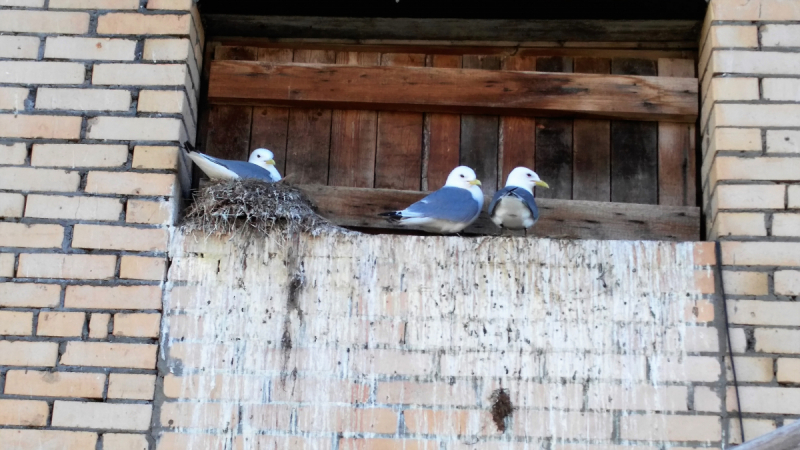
378;211;402;223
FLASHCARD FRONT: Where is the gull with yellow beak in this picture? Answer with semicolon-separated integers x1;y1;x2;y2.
379;166;483;234
187;148;282;183
489;166;549;230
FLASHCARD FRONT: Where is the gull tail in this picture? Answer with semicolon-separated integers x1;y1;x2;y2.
379;211;404;223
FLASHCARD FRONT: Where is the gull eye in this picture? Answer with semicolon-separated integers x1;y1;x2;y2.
527;173;531;177
460;174;465;178
257;155;261;158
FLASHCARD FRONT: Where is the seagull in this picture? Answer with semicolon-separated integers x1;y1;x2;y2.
489;167;549;230
187;148;282;183
379;166;483;234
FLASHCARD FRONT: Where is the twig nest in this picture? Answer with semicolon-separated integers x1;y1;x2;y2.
181;179;352;237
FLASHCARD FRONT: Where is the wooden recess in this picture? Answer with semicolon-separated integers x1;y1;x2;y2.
297;184;700;241
208;61;698;122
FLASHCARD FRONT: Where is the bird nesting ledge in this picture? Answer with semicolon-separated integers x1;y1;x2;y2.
180;179;350;237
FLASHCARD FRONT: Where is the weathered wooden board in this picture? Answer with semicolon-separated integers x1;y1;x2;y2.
572;57;611;201
611;58;659;205
204;105;252;161
425;55;462;191
205;46;259;161
249;48;294;177
212;38;697;59
658;58;697;206
500;55;537;186
375;54;425;190
535;56;573;200
296;184;700;241
285;50;335;185
204;15;702;43
328;51;380;188
208;61;699;122
461;55;501;194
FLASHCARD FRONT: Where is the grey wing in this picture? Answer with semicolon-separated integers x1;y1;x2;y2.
203;154;278;182
489;186;539;221
405;187;481;223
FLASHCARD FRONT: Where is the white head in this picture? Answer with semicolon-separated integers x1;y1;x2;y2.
445;166;482;190
248;148;276;168
505;167;549;193
248;148;282;181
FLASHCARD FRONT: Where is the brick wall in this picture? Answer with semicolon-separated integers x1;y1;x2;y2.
0;0;201;448
700;0;800;444
161;233;724;450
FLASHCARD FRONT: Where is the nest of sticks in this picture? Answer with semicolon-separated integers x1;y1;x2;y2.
180;179;350;237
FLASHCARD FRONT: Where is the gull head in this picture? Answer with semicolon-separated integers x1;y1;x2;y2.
248;148;276;169
506;167;549;193
445;166;482;191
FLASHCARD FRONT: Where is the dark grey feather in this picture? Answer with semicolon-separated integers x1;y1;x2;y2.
488;186;539;221
402;187;481;223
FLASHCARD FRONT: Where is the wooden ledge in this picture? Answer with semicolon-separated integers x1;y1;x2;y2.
297;184;700;241
208;61;698;122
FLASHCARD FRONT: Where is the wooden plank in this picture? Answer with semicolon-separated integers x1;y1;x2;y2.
212;38;697;59
204;105;252;161
499;55;537;188
328;51;380;188
374;53;425;190
204;45;258;161
611;121;659;204
658;58;697;206
611;58;659;205
572;57;611;201
285;49;335;185
204;16;702;43
425;54;462;191
534;56;573;200
195;41;219;165
296;184;700;241
250;108;289;176
249;48;294;177
461;55;501;194
214;45;259;60
208;61;699;122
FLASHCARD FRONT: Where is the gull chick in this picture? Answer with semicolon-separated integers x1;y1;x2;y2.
489;167;549;230
379;166;483;234
187;148;282;183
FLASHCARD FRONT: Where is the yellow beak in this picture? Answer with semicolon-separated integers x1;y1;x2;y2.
535;180;549;188
266;159;275;165
469;179;482;186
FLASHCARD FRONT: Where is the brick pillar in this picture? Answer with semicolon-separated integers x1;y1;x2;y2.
0;0;201;447
700;0;800;444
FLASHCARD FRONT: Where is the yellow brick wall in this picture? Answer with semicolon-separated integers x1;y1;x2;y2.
0;0;201;447
700;0;800;444
161;233;723;450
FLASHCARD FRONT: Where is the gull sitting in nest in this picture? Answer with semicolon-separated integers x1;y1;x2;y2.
187;148;282;183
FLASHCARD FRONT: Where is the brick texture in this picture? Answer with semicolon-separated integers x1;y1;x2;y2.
52;401;152;430
37;312;85;337
5;370;106;398
702;4;800;440
35;88;132;112
0;1;196;447
72;224;168;251
25;194;123;221
17;254;116;279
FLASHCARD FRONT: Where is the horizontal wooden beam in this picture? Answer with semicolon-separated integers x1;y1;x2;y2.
211;39;698;60
209;61;698;122
204;15;702;43
296;184;700;241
